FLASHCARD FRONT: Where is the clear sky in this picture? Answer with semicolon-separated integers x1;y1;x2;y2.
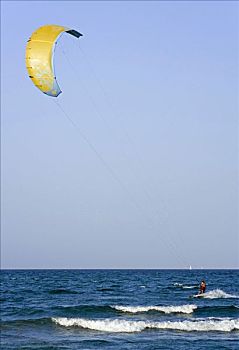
1;1;238;269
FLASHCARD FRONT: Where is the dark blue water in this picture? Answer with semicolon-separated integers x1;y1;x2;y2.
1;269;238;349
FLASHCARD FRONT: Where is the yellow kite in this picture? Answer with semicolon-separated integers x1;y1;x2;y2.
26;25;82;97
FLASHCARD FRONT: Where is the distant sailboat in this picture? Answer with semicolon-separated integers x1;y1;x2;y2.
189;265;192;270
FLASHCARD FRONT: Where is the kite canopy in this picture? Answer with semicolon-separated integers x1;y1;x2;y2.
25;25;82;97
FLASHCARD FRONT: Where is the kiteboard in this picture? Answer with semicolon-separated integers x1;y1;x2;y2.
191;293;205;298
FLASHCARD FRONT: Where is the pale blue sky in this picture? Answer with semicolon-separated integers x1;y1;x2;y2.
1;1;238;269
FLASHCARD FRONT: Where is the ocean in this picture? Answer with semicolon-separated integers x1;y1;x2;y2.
1;269;238;349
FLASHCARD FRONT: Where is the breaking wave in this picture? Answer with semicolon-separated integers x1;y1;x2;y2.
52;317;239;333
112;304;197;314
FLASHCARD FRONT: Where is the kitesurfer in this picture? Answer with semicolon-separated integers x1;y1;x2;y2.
199;280;206;294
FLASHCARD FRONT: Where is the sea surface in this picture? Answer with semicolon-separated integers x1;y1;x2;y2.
1;269;239;349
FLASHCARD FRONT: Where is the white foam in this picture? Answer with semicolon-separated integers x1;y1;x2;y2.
52;317;145;332
112;304;197;314
182;286;198;289
152;319;239;332
174;283;198;289
201;289;238;299
52;317;239;333
174;283;197;289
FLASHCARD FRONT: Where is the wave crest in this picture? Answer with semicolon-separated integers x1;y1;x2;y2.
112;304;197;314
52;317;239;333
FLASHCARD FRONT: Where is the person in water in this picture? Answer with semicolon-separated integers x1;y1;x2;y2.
199;280;206;294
